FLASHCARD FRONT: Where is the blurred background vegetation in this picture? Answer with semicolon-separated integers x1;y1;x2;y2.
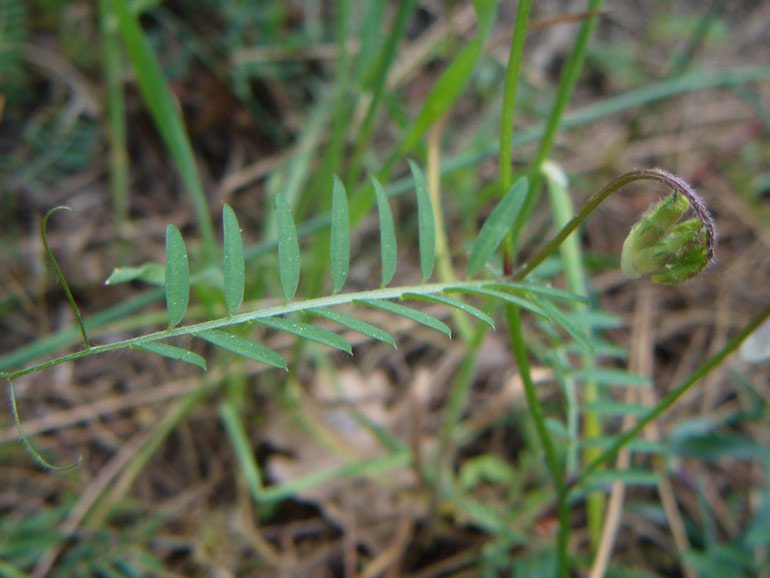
1;0;769;576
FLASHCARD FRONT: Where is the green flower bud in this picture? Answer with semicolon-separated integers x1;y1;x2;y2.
621;194;710;285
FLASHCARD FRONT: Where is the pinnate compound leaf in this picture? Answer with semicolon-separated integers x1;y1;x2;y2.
356;299;451;338
197;329;286;370
402;293;495;329
330;176;350;293
134;342;206;370
165;224;189;327
275;194;300;301
408;160;435;282
372;175;397;287
255;317;352;354
223;203;245;313
309;308;396;348
467;177;528;276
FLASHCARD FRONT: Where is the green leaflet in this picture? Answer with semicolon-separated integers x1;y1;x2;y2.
571;368;650;387
255;317;352;354
355;299;451;338
533;297;594;354
133;342;206;370
196;329;286;370
446;286;547;319
104;263;165;286
372;175;397;287
165;224;190;328
467;177;528;276
223;203;245;313
408;160;435;282
583;469;660;487
330;176;350;293
309;308;396;348
275;194;300;301
581;400;650;417
483;282;588;304
402;293;495;329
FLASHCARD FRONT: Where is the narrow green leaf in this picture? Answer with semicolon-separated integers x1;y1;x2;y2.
581;400;650;417
309;308;396;348
408;160;435;282
402;293;495;329
356;299;451;338
584;469;660;487
572;368;651;387
104;263;165;286
446;286;548;318
330;176;350;293
275;194;300;301
197;329;286;370
467;177;528;276
372;175;397;287
255;317;352;354
165;224;189;327
581;437;667;454
534;297;594;354
222;203;245;313
134;342;206;370
400;0;497;154
484;282;588;304
112;0;216;261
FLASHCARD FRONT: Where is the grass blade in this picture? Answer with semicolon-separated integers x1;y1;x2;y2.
356;299;451;339
111;0;215;262
372;175;397;287
309;308;396;348
222;203;245;313
330;176;350;293
408;160;435;282
255;317;352;354
467;177;528;276
133;342;206;370
165;224;189;328
275;194;300;301
402;292;495;329
196;329;286;370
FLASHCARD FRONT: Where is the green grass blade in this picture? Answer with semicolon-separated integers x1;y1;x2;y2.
330;176;350;293
309;308;396;348
399;0;497;155
111;0;215;262
447;286;548;318
581;400;650;417
222;203;245;313
165;224;189;328
255;317;352;354
402;292;495;329
196;329;286;370
467;177;528;276
275;194;300;301
372;175;397;287
408;160;435;282
133;342;206;370
572;368;650;387
356;299;451;339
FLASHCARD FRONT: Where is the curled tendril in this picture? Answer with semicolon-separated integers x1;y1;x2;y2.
516;168;717;282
